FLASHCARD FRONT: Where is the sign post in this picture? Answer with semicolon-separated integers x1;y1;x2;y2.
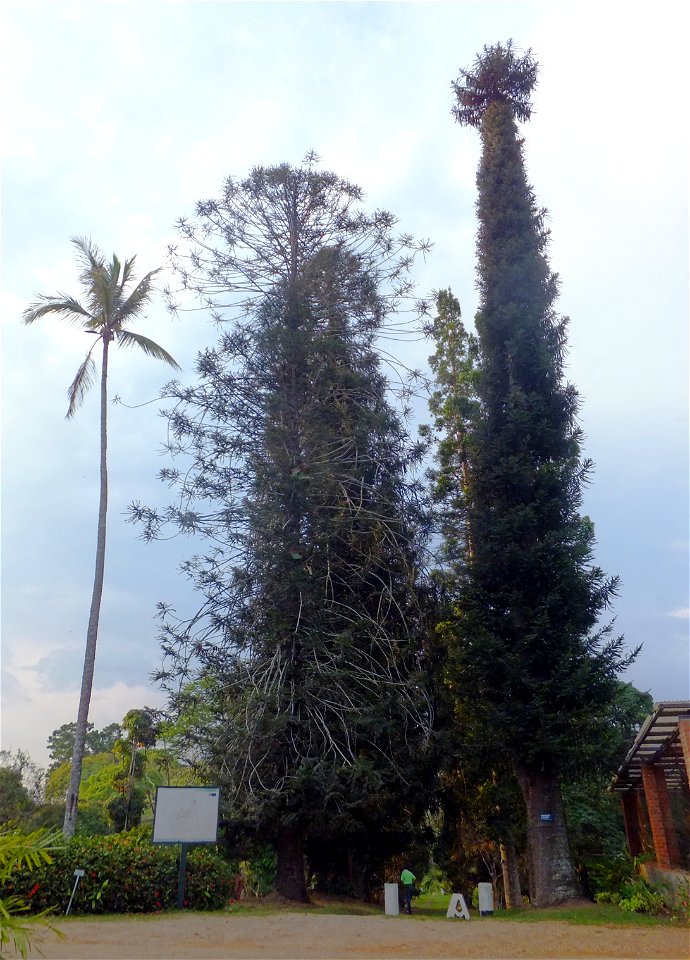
66;868;84;915
177;844;189;909
152;786;221;909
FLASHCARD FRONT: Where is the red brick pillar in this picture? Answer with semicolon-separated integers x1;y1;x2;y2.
679;718;690;782
620;790;646;857
640;762;681;868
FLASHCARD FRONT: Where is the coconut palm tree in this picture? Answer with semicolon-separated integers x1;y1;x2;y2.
23;237;180;837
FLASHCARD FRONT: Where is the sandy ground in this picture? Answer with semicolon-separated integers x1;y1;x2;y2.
30;911;689;960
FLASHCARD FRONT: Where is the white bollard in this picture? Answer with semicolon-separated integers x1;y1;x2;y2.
478;882;494;916
384;882;400;916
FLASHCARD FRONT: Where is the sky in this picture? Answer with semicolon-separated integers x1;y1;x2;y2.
1;1;688;770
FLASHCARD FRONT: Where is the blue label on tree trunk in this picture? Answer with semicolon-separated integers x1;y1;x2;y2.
539;813;554;822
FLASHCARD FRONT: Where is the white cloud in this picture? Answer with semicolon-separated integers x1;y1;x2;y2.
667;608;690;620
1;676;167;769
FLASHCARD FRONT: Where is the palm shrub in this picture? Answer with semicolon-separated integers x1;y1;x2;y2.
0;827;64;959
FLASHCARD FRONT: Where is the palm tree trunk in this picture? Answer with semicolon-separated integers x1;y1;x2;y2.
123;740;137;832
63;337;110;837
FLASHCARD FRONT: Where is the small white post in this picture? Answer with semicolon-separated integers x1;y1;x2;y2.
384;882;400;916
66;868;84;915
478;882;494;916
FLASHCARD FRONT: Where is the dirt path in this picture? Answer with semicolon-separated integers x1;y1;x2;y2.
33;911;689;959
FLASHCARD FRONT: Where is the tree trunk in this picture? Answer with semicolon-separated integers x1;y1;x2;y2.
500;839;522;909
276;824;308;901
348;844;371;902
123;742;138;832
63;337;109;837
514;764;581;906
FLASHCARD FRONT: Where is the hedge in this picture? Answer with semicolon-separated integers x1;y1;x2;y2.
1;831;237;914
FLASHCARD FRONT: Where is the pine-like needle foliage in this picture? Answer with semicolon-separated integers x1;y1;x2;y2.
444;42;634;773
130;160;435;896
434;43;638;905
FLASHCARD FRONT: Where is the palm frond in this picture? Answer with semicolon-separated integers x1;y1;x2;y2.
116;329;181;369
22;296;92;326
0;897;64;959
0;827;64;873
121;255;138;288
66;346;98;418
72;236;104;284
72;237;115;321
110;253;122;287
91;263;116;321
115;269;161;324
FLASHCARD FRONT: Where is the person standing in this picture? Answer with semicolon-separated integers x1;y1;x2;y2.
400;866;416;915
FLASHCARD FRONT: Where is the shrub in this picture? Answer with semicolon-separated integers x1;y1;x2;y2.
419;865;447;896
589;854;665;916
587;852;637;897
617;878;664;914
1;831;237;915
667;877;690;923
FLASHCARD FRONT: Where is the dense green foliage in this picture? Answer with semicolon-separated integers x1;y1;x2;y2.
0;769;33;826
45;747;198;835
47;722;121;772
0;751;45;823
2;831;235;915
589;854;671;915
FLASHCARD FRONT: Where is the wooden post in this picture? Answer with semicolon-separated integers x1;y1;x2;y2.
620;790;645;858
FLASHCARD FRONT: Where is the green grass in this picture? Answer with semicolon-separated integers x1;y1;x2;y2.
57;891;686;928
411;892;680;927
228;896;381;917
229;892;681;927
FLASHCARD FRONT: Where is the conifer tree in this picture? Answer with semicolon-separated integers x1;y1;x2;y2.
131;159;434;900
426;290;524;907
440;42;634;905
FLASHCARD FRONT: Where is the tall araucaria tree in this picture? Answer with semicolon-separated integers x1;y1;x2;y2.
130;158;435;901
440;42;635;905
23;238;180;837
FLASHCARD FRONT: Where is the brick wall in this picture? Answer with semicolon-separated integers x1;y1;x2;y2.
641;763;681;868
679;718;690;777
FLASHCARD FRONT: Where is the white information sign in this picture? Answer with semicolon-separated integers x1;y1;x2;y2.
152;786;220;843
